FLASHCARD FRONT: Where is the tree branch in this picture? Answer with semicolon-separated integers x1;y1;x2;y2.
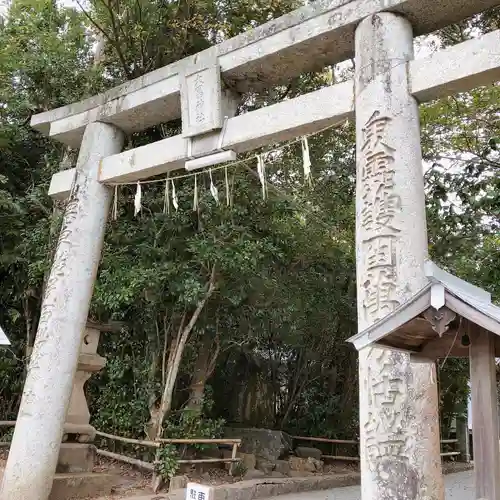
99;0;132;78
75;0;114;48
155;266;218;437
206;319;221;378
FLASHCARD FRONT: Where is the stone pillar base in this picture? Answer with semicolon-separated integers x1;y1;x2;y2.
49;473;118;500
62;423;96;443
56;444;95;474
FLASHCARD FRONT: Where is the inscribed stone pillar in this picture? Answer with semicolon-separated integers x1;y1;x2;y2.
355;13;444;500
0;122;124;500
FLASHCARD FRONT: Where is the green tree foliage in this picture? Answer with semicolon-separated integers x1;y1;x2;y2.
0;0;102;417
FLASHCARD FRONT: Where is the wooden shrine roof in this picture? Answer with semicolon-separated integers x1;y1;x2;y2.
348;261;500;359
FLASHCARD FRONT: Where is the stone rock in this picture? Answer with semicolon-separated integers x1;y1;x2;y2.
237;452;257;471
256;458;275;474
224;427;292;462
56;443;94;473
243;469;266;480
295;446;322;461
310;457;324;472
289;456;313;473
49;473;117;500
270;471;286;478
289;470;315;477
202;446;223;459
274;459;291;476
169;475;188;491
289;456;323;473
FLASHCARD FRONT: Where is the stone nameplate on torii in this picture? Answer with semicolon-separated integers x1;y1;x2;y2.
180;50;225;138
178;49;240;169
2;0;500;500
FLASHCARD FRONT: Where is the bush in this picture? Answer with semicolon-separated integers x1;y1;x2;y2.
156;444;179;480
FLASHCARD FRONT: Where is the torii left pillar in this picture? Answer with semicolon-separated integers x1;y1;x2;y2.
0;122;124;500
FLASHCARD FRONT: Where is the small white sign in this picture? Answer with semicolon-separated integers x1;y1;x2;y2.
186;482;212;500
0;325;10;345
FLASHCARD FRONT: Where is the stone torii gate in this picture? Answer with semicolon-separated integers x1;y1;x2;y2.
1;1;500;500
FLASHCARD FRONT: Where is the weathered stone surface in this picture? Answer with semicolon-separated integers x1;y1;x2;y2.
270;471;286;478
355;12;444;500
31;0;500;149
89;467;472;500
50;27;500;201
274;460;291;476
255;459;275;474
238;452;257;471
169;475;188;492
289;457;319;474
224;428;292;462
295;447;322;461
223;481;256;500
310;458;323;473
49;473;117;500
62;422;96;443
66;329;106;430
56;444;94;474
244;469;266;480
289;470;315;478
203;447;223;459
0;122;125;500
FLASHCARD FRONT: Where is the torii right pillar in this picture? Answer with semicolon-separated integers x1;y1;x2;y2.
355;13;444;500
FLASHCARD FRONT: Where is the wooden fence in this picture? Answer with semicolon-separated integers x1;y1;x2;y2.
0;421;241;483
292;435;460;461
0;422;461;472
94;430;242;475
292;435;360;461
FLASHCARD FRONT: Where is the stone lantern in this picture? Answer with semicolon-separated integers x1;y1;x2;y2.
51;320;122;500
348;261;500;500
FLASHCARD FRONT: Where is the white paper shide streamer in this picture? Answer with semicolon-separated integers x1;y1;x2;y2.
115;121;341;218
163;178;170;214
301;136;312;186
209;169;219;204
193;174;199;211
134;182;142;216
257;154;267;199
112;185;118;220
171;179;179;210
225;167;230;206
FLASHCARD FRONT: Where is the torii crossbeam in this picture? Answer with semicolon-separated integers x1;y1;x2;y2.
2;0;500;499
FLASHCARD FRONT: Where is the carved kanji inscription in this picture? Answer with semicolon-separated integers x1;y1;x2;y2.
360;111;402;323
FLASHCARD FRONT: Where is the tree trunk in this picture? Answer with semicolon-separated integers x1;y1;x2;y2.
186;333;220;413
150;268;217;493
153;266;217;439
